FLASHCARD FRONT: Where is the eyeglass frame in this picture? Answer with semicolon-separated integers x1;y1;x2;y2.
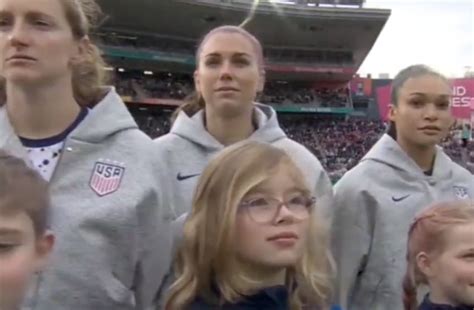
238;195;316;224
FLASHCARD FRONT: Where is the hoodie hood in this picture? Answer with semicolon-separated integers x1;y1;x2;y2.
362;134;453;180
0;87;137;148
69;87;138;143
169;103;287;151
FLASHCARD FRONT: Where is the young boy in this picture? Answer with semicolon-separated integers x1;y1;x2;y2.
0;150;54;310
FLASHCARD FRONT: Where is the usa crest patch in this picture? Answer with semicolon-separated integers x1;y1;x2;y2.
453;185;469;199
89;161;125;197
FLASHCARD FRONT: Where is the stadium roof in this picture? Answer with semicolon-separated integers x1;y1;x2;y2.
99;0;390;80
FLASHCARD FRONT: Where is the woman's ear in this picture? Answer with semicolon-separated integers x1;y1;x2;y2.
70;36;92;66
388;104;397;122
194;70;201;95
257;70;266;93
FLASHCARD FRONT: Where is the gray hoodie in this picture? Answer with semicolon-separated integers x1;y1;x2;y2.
153;103;333;222
331;134;474;310
152;104;333;307
0;88;173;310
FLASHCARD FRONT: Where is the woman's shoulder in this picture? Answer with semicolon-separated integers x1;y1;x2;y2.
334;159;381;191
449;157;474;181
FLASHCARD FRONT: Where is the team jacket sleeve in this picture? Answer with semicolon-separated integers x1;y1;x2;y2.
331;178;374;309
134;186;174;309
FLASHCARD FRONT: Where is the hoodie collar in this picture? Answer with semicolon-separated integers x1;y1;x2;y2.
68;87;137;143
419;294;473;310
0;87;136;151
237;285;289;308
170;103;286;151
191;285;290;309
362;134;453;180
0;105;27;160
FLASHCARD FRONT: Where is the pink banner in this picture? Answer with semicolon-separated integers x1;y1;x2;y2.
376;78;474;120
350;77;373;97
376;85;391;121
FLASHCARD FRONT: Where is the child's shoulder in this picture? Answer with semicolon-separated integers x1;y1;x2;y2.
418;294;474;310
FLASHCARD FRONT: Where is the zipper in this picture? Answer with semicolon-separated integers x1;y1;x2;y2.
30;142;74;309
47;142;74;185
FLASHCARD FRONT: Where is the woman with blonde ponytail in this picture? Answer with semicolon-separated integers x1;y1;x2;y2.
0;0;172;309
403;201;474;310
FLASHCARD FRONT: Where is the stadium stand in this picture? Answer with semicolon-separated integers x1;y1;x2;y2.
97;0;473;182
113;71;351;107
129;108;471;182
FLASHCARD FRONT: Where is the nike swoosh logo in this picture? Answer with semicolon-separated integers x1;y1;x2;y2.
177;173;200;181
392;195;410;202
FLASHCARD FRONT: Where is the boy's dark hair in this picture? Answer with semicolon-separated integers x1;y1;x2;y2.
0;150;50;236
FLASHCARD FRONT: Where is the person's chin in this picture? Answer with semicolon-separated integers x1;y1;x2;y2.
414;133;440;147
215;100;248;118
266;257;298;268
217;97;239;106
5;70;43;85
464;286;474;303
265;250;299;266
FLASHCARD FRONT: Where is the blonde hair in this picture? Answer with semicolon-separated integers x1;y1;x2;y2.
403;200;474;310
171;25;264;123
165;141;334;310
0;0;108;107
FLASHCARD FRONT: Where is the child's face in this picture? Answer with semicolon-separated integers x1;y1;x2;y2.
0;210;53;309
429;222;474;306
234;165;311;272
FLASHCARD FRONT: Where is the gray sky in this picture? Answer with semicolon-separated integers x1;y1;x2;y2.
359;0;473;78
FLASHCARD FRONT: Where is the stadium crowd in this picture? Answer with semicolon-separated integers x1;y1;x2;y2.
114;72;193;100
260;82;350;106
114;72;351;107
132;111;472;182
